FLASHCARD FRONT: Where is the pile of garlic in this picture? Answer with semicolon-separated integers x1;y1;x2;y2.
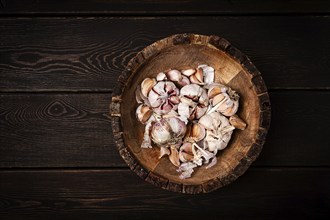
135;65;246;179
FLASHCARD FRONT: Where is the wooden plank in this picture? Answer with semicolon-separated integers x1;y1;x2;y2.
0;93;125;167
0;0;329;15
0;17;330;91
0;168;329;219
0;91;329;168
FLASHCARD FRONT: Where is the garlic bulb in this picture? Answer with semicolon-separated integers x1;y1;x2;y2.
148;81;180;115
199;112;235;152
178;84;209;121
206;83;239;116
151;117;186;146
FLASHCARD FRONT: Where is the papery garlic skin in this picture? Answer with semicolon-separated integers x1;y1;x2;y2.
148;81;180;115
151;117;186;146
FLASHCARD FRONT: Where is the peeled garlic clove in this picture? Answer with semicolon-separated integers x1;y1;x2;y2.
229;114;246;130
198;64;214;85
181;68;196;77
156;72;167;81
179;142;194;162
159;146;170;159
136;104;152;124
141;78;156;97
169;146;180;167
166;69;182;82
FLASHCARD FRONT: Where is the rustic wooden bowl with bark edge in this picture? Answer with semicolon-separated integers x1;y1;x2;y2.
110;34;271;194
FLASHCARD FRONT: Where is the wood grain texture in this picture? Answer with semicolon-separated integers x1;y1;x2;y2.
0;169;329;219
1;91;329;168
0;0;329;15
0;93;125;167
0;16;330;91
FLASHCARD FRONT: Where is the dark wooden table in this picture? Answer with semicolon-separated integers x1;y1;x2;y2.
1;1;330;219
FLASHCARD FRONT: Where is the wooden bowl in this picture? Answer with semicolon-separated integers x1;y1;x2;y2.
110;34;271;194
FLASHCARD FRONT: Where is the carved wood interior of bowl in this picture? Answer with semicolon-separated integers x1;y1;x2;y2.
110;34;271;193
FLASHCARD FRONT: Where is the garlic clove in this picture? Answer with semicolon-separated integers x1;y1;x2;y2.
159;146;170;159
166;69;182;82
169;95;180;104
198;89;209;106
181;68;196;77
220;98;239;116
177;75;190;87
179;142;194;162
198;114;215;131
198;64;214;85
156;72;167;81
212;93;227;106
178;102;190;121
229;114;246;130
136;104;152;124
180;84;203;98
190;123;206;142
208;86;222;99
141;78;156;97
169;146;180;167
195;67;204;83
195;105;207;119
189;74;204;85
148;89;163;108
